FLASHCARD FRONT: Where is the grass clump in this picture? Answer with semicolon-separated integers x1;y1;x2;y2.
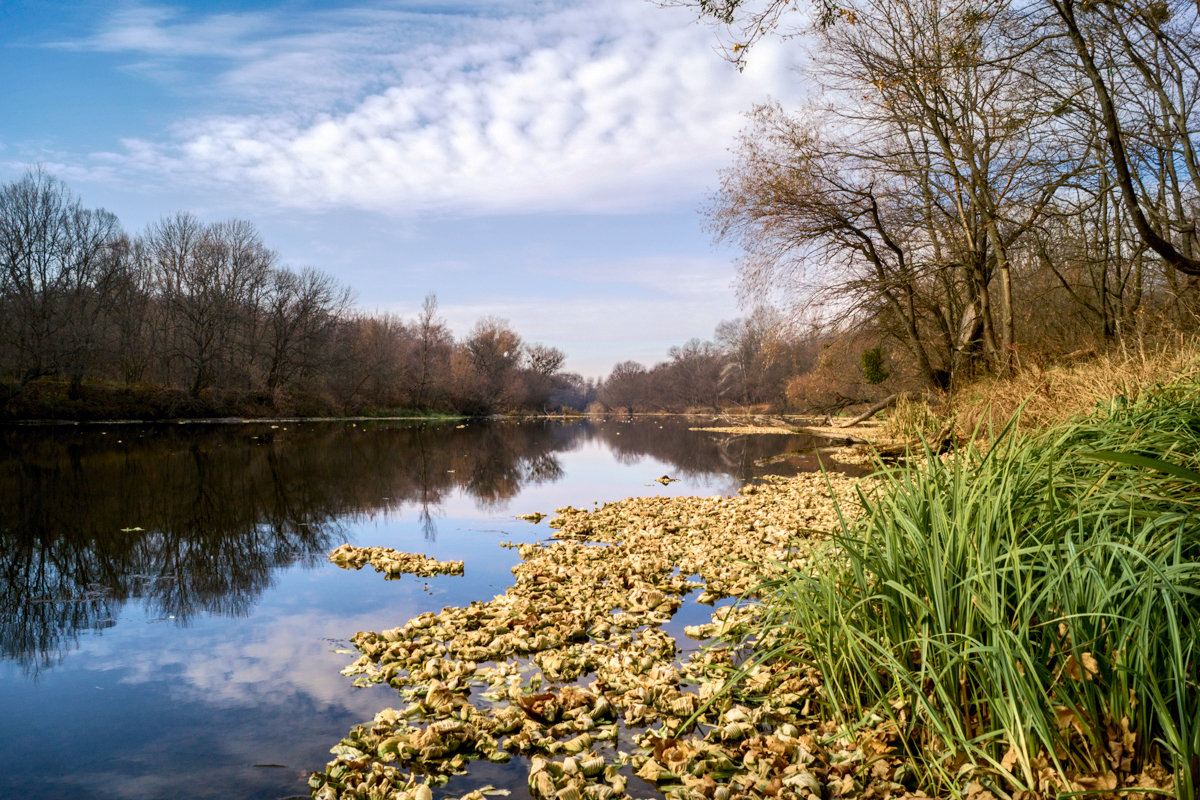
753;379;1200;797
883;393;943;441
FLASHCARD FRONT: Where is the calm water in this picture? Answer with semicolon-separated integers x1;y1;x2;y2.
0;417;850;800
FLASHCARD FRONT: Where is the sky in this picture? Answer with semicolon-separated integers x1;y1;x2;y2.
0;0;806;378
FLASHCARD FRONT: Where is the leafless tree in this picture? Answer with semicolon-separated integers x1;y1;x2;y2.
263;266;351;394
600;361;650;412
465;316;524;410
144;214;274;396
687;0;1199;384
411;293;453;409
1048;0;1200;276
0;169;124;389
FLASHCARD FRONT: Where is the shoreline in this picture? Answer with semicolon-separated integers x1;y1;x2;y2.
314;386;1192;800
312;469;881;800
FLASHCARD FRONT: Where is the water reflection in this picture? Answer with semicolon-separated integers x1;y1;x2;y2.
0;418;833;673
588;417;826;481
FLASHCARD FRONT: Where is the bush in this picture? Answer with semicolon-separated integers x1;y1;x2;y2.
861;346;890;384
748;380;1200;795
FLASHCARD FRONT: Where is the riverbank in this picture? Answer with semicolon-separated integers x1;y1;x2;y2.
312;368;1199;800
0;377;477;423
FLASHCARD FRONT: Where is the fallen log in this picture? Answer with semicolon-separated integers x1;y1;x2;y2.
838;394;900;428
870;421;956;460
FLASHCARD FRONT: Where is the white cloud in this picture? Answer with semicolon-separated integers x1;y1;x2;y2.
77;5;274;59
74;0;803;217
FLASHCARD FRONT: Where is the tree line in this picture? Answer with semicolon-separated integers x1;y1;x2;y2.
0;169;583;417
0;169;883;418
595;306;822;412
690;0;1200;392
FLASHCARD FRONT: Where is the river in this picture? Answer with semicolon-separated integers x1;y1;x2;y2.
0;417;851;800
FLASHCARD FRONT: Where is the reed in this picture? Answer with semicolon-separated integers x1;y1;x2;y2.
750;378;1200;796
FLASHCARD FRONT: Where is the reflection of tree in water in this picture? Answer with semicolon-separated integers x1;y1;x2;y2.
583;418;840;483
0;418;819;673
0;421;576;672
456;426;568;510
0;430;345;674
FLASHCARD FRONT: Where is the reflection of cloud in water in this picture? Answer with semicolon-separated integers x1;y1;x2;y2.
25;608;408;800
104;610;398;713
0;418;831;673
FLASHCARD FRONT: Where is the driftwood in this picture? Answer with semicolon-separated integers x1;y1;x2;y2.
871;421;956;460
838;394;900;428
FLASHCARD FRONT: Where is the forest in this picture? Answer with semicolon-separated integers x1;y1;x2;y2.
0;170;592;419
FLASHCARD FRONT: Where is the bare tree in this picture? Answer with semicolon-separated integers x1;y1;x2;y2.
104;235;156;384
145;214;275;397
600;361;650;412
465;316;524;410
331;313;409;409
526;344;566;377
664;338;725;409
412;293;453;409
263;266;351;394
715;307;797;405
712;106;955;385
1048;0;1200;276
0;169;124;388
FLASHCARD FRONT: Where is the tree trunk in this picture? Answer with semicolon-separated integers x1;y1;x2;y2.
839;393;900;428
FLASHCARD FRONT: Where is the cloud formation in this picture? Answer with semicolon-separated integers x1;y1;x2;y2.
75;1;801;216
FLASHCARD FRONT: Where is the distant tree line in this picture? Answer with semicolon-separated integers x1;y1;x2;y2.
594;307;822;412
0;169;583;418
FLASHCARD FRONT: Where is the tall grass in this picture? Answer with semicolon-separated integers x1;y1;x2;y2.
754;379;1200;796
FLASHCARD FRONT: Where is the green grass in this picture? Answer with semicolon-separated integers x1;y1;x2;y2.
745;380;1200;796
352;408;467;420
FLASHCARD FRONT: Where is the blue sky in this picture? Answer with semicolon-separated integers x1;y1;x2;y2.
0;0;804;377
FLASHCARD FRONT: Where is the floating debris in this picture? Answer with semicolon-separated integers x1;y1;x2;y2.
328;544;464;579
652;475;679;485
516;512;547;524
312;472;905;800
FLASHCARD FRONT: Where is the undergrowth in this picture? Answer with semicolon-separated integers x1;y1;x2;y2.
741;377;1200;797
951;339;1200;434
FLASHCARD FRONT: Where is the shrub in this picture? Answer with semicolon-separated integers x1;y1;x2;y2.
746;380;1200;796
861;346;890;384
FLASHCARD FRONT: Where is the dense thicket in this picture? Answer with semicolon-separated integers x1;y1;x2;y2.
0;170;583;418
694;0;1200;392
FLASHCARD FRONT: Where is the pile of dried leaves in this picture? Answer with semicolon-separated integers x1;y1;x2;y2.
313;462;1175;800
329;544;466;579
310;473;934;800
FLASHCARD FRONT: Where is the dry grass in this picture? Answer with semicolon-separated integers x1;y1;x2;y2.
883;393;944;440
879;339;1200;439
